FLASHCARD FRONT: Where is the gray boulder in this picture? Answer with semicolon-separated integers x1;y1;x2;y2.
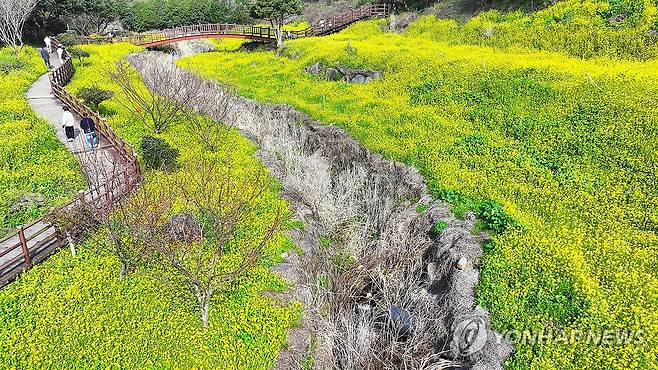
166;212;202;244
306;62;325;76
326;68;341;81
351;74;366;84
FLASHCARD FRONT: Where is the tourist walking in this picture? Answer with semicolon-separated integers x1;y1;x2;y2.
44;36;52;52
62;106;75;142
56;45;64;64
39;47;51;69
80;113;98;150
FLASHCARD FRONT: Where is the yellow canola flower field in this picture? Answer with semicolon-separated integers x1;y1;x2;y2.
0;43;300;369
179;12;658;370
0;47;84;237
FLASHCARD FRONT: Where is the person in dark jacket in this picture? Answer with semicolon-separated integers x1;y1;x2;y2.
39;47;51;69
80;113;98;150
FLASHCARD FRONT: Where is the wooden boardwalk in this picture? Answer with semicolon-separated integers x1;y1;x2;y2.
116;4;392;47
26;52;119;174
1;50;141;288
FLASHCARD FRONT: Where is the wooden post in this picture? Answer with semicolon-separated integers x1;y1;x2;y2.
55;228;64;246
18;227;31;266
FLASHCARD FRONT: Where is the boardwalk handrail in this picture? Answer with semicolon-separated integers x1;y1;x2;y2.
49;37;141;173
116;3;392;47
0;38;143;288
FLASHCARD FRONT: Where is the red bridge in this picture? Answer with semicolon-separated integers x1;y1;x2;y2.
118;4;392;47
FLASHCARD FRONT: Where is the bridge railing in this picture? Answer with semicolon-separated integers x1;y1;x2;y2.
315;3;392;35
117;3;392;46
119;23;280;46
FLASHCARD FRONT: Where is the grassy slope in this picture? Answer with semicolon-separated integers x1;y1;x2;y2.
0;47;85;237
0;43;300;368
178;13;658;370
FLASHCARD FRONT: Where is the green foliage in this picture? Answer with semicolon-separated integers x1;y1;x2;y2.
125;0;253;32
287;219;305;231
179;7;658;368
5;43;302;367
60;0;128;35
66;46;90;64
0;47;84;237
75;85;114;111
431;220;448;235
415;203;428;213
250;0;303;27
140;135;179;171
319;235;332;249
477;199;519;234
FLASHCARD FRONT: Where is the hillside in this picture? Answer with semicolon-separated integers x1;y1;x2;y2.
178;1;658;368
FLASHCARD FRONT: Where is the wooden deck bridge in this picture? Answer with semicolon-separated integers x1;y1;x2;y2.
117;4;392;47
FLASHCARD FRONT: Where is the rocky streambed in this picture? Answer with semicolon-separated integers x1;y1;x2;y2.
129;51;512;370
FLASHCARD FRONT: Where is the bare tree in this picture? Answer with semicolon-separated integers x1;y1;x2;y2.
109;58;207;134
49;148;143;280
132;159;282;328
183;83;232;152
0;0;38;53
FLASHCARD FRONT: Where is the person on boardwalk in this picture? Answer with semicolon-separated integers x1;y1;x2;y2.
56;45;64;64
80;113;98;150
44;36;52;52
62;106;75;142
39;47;51;69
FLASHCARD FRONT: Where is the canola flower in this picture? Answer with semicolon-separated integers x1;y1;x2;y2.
178;7;658;368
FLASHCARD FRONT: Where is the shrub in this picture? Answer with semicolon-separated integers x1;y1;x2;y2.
56;33;88;47
0;53;25;74
147;44;176;54
431;220;448;235
75;85;114;111
140;136;179;171
477;199;519;234
67;46;90;64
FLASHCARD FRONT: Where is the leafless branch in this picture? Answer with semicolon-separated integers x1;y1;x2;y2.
0;0;38;53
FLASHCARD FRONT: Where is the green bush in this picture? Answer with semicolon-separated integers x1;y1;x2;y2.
56;33;89;47
140;135;179;171
0;53;25;74
76;85;114;111
67;46;90;64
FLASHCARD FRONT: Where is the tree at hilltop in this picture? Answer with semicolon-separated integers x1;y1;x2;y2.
250;0;303;47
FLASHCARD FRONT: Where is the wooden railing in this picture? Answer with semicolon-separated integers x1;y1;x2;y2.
0;220;60;286
314;3;392;35
0;38;143;288
117;3;392;47
0;169;139;287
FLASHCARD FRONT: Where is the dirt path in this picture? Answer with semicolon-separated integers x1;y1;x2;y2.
1;53;137;288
